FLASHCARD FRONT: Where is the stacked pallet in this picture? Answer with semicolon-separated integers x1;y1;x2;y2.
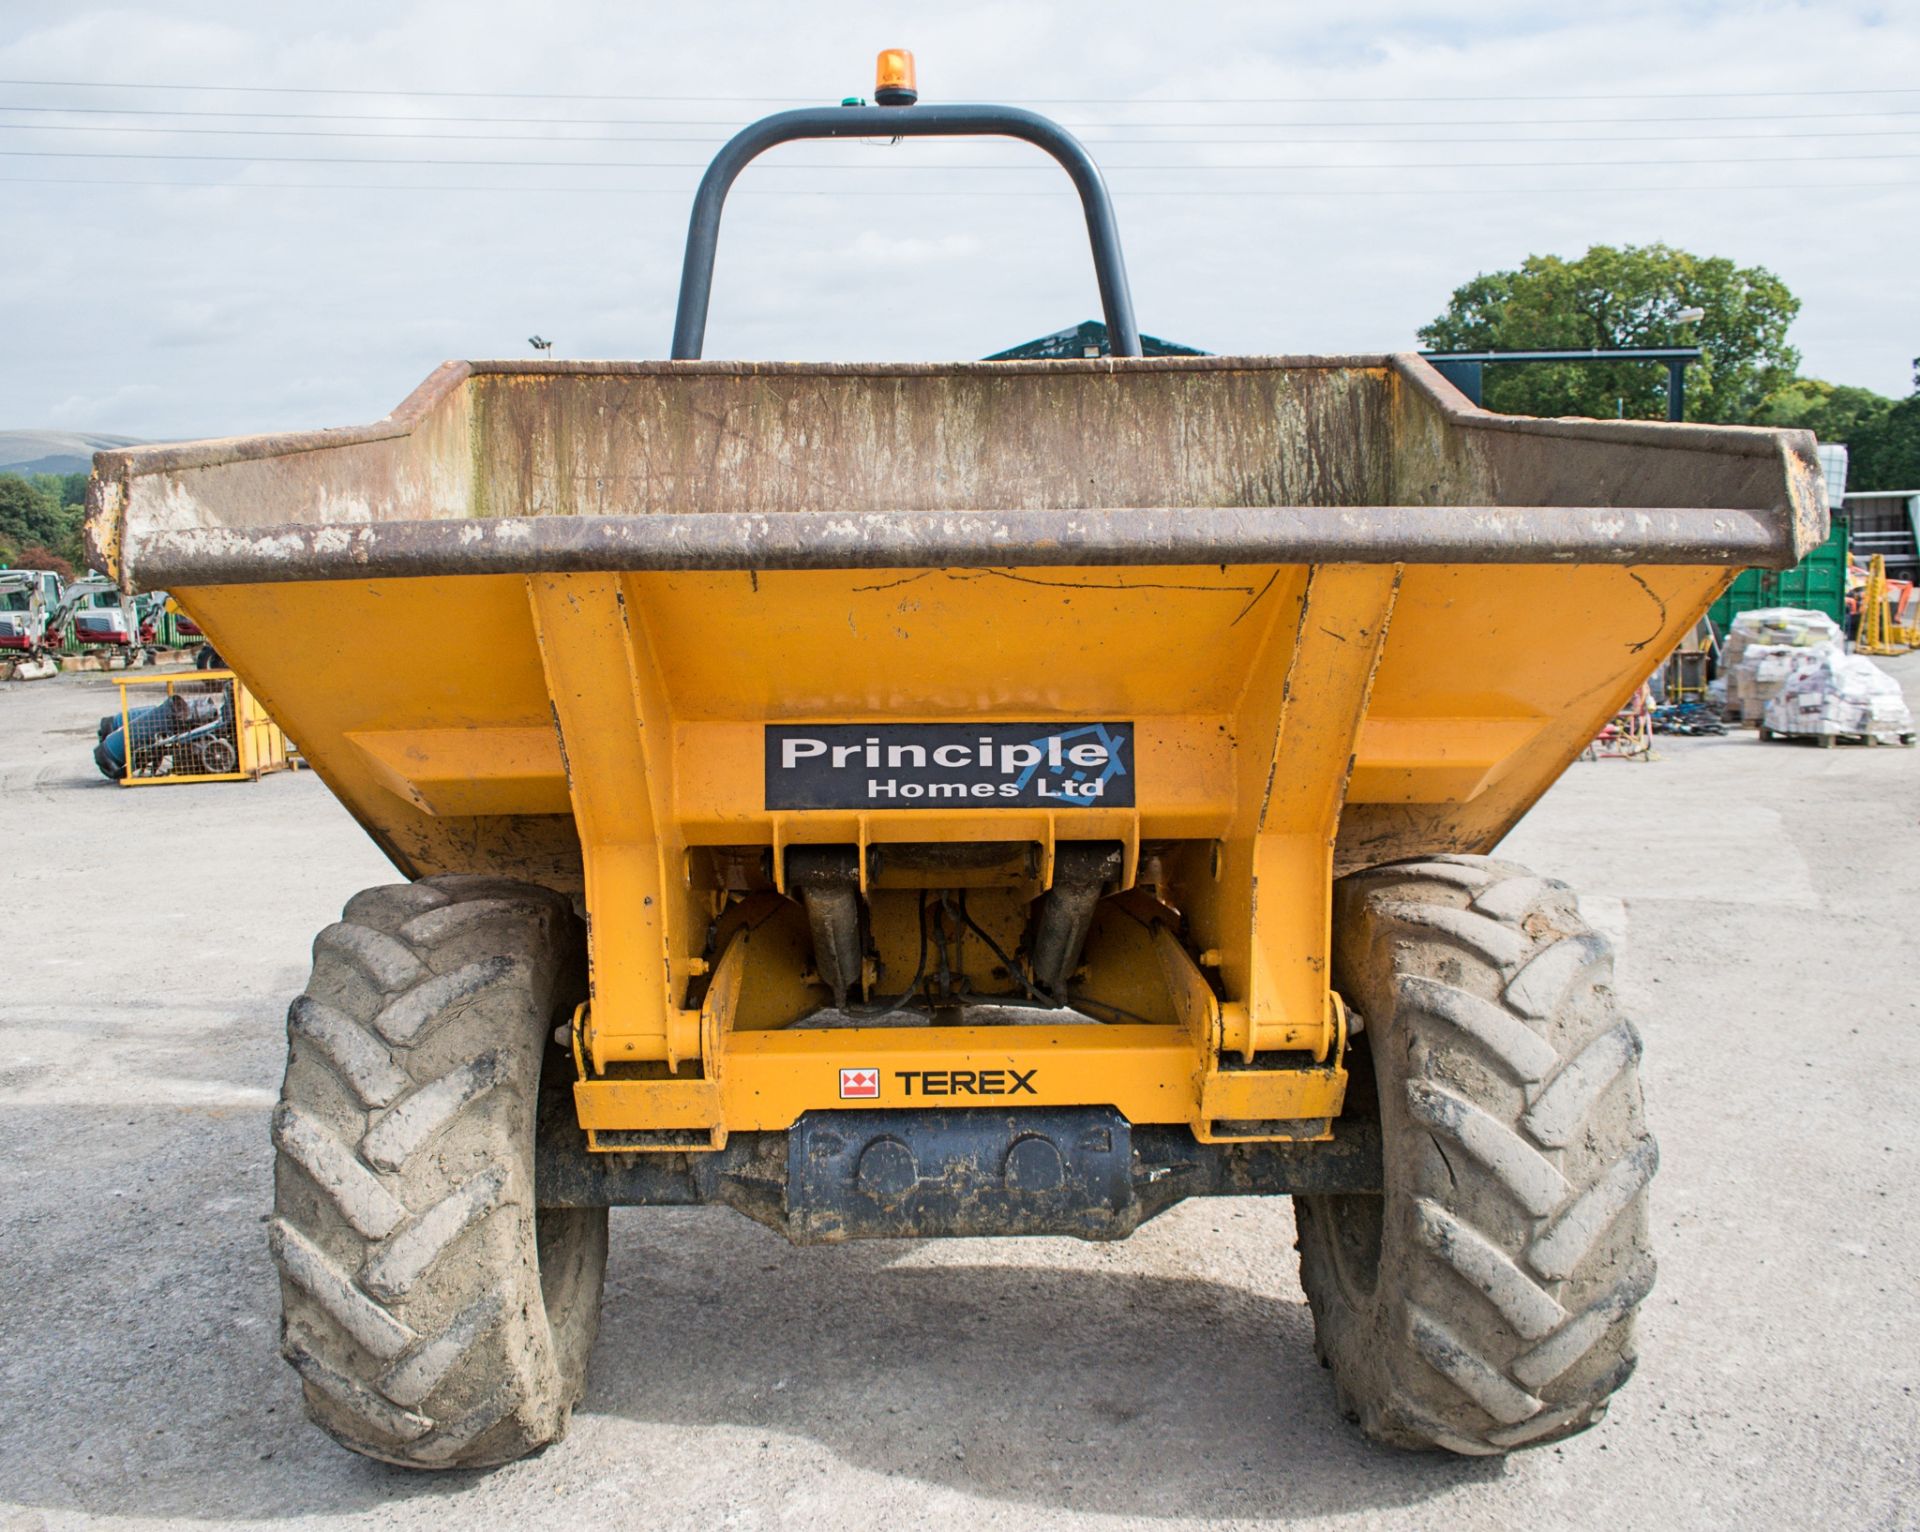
1722;608;1844;725
1761;649;1915;747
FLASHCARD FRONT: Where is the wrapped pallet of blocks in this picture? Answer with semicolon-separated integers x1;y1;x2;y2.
1721;607;1844;724
1762;649;1916;746
1732;646;1804;723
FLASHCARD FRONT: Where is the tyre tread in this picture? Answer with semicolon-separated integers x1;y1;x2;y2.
271;876;602;1470
1299;855;1659;1455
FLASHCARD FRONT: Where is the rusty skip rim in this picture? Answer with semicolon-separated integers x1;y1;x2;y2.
118;504;1786;587
89;352;1823;586
88;352;1823;477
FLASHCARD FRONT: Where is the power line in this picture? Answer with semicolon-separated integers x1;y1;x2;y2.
9;147;1919;170
6;119;1918;148
5;102;1920;129
0;77;1916;104
1;173;1910;198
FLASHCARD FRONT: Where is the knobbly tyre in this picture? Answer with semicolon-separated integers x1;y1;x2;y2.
87;51;1826;1470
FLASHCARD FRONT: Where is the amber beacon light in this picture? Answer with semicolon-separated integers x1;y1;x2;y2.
874;48;918;105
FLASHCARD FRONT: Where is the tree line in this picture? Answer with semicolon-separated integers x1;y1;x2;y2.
0;471;87;578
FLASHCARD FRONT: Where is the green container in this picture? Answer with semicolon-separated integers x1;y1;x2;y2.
1708;512;1849;630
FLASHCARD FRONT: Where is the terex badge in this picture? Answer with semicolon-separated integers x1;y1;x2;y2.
765;722;1134;810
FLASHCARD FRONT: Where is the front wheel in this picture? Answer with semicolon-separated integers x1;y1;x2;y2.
270;875;606;1469
1297;855;1657;1454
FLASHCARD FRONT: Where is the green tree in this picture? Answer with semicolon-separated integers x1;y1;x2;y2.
1419;242;1800;422
1749;378;1893;444
28;471;89;509
1847;359;1920;493
0;473;82;566
0;475;62;546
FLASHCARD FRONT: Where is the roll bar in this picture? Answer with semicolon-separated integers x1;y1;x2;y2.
670;103;1141;360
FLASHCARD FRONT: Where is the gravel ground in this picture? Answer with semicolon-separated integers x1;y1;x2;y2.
2;664;1915;1531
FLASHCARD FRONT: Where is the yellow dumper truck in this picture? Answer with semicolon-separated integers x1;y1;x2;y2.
88;62;1825;1470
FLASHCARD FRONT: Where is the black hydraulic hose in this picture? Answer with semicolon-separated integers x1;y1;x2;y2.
931;893;957;1006
670;102;1140;360
847;890;930;1021
955;890;1055;1008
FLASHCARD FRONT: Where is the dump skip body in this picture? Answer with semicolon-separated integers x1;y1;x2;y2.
88;353;1818;1149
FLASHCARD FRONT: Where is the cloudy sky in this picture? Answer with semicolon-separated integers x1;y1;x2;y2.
2;1;1916;440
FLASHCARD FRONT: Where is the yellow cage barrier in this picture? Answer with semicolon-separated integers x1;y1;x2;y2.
108;669;295;787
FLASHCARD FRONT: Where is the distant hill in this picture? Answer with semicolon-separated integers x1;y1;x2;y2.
0;430;149;478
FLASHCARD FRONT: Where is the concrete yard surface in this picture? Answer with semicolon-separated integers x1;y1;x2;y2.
1;664;1915;1531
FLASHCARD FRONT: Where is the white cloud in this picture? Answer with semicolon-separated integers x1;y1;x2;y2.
44;381;164;428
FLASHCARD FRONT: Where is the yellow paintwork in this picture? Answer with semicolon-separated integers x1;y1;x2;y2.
174;556;1724;1148
575;1030;1346;1141
528;574;706;1069
568;919;1345;1150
